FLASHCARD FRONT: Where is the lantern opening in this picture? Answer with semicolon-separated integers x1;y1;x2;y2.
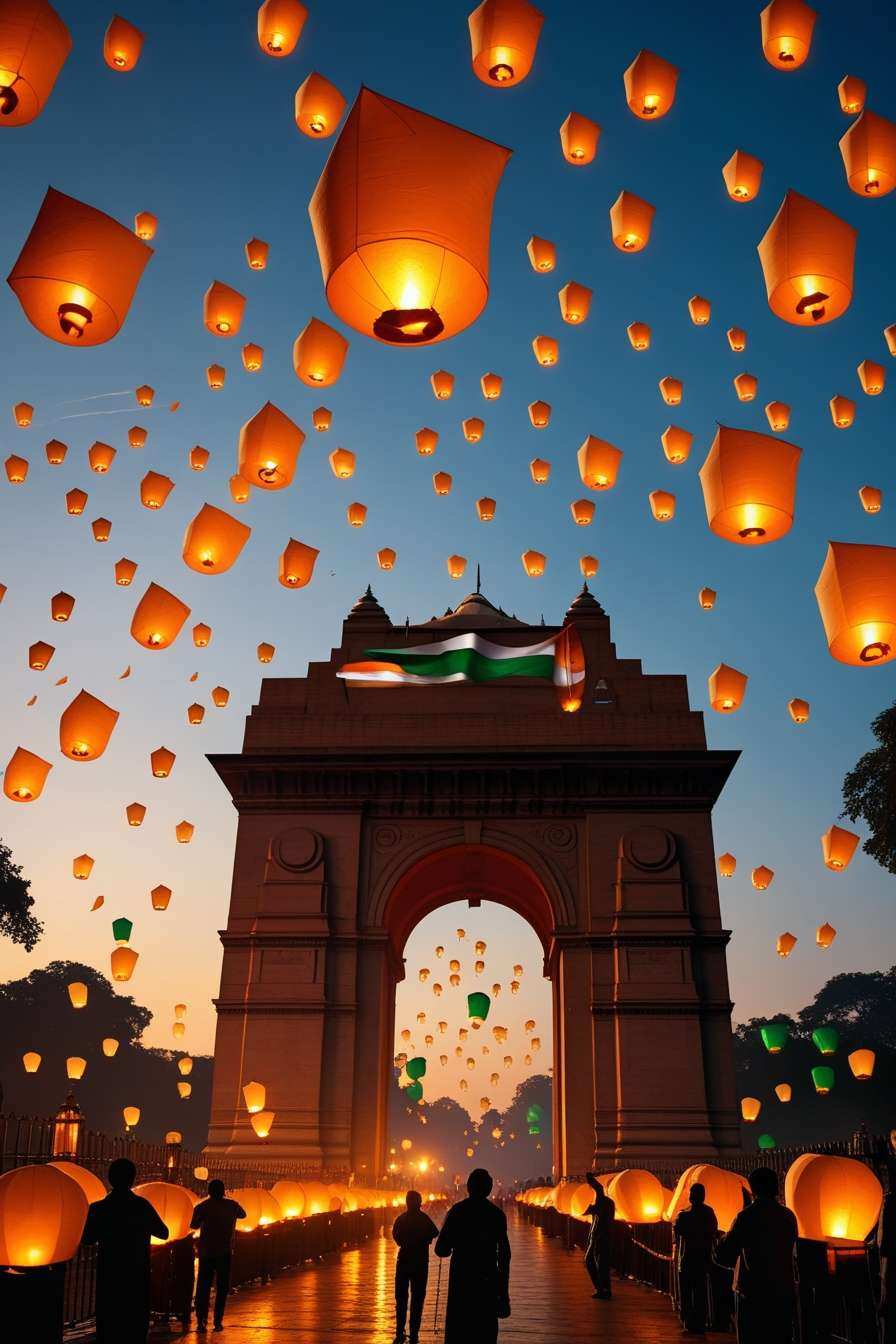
737;526;766;539
58;302;92;339
864;177;880;195
795;290;828;321
489;62;514;82
70;742;90;758
0;82;19;117
641;96;658;115
860;640;890;663
267;31;285;52
111;51;127;67
373;306;445;344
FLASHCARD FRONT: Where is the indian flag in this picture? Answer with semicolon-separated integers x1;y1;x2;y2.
337;626;585;711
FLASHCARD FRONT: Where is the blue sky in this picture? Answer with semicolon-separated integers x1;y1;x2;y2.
0;0;894;1087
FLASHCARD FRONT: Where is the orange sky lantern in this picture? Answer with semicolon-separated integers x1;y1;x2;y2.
257;0;307;56
134;212;156;240
91;517;111;542
13;400;32;425
245;237;269;270
312;406;332;431
839;110;896;197
59;689;118;760
130;582;190;650
279;539;319;588
717;853;736;878
114;558;136;586
722;150;764;202
859;486;882;514
558;282;592;324
206;364;225;389
857;359;885;395
182;504;251;575
477;497;495;521
468;0;543;88
699;587;717;610
559;112;599;164
758;191;856;326
727;326;747;351
463;417;485;441
760;0;816;68
623;49;678;119
51;591;74;621
580;556;598;578
532;335;557;366
203;280;245;337
229;474;250;504
480;372;502;399
570;499;594;526
526;236;555;272
150;746;175;777
627;321;651;350
610;191;654;252
88;441;115;473
257;642;275;663
140;471;173;510
521;549;545;577
785;1154;882;1245
293;317;348;385
752;865;774;890
135;385;153;406
189;446;210;471
433;471;453;495
829;394;855;428
103;15;143;71
699;426;801;546
708;664;748;713
3;746;52;801
688;295;711;325
529;458;550;484
127;425;146;449
329;447;355;478
29;640;54;669
415;427;438;456
662;426;692;465
821;823;859;871
5;454;27;482
0;0;72;127
45;438;67;463
659;377;682;406
816;922;837;949
649;490;676;522
294;72;345;138
578;435;622;490
238;401;304;489
788;698;810;723
430;370;454;399
347;502;367;527
309;89;511;346
447;555;467;580
734;372;758;402
528;400;550;427
765;401;791;431
838;75;866;115
814;541;896;665
377;548;396;571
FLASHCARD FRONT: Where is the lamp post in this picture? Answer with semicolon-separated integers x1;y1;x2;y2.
51;1093;83;1158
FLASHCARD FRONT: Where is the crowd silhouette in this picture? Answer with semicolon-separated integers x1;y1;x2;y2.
75;1160;892;1342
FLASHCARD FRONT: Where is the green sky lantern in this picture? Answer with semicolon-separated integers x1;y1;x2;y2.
812;1065;835;1095
812;1027;839;1055
467;991;491;1024
526;1103;544;1126
757;1133;777;1150
760;1024;789;1053
406;1080;423;1103
112;916;133;944
406;1056;426;1081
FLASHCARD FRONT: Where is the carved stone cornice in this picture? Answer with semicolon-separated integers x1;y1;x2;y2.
208;748;738;815
591;1000;735;1016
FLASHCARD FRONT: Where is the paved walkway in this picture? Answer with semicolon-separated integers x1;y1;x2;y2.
181;1210;703;1343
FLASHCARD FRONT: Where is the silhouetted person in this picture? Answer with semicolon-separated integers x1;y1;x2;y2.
190;1179;246;1332
582;1172;615;1299
392;1190;439;1343
81;1157;168;1344
435;1169;510;1343
878;1160;896;1343
674;1182;718;1334
716;1167;797;1344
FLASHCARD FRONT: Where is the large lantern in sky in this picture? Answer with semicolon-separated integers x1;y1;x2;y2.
698;426;801;545
7;188;152;344
0;0;72;126
182;504;251;575
130;582;190;650
784;1154;882;1245
203;280;245;336
578;435;622;490
610;191;654;252
708;664;747;713
279;539;319;588
757;191;856;326
468;0;543;88
3;746;52;800
820;824;859;871
257;0;306;56
839;111;896;198
294;72;345;138
814;541;896;665
760;0;816;69
59;690;118;760
623;50;678;119
238;401;304;489
308;88;511;345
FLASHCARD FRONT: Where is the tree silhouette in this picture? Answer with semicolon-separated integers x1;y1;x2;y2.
842;700;896;874
0;837;42;950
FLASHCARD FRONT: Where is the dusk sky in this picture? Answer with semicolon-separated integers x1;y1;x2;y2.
0;0;894;1121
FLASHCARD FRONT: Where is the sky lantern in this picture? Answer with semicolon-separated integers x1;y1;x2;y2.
126;802;145;825
150;746;175;777
740;1097;761;1122
88;442;116;474
112;916;132;945
13;400;32;426
623;49;678;119
135;384;153;406
229;474;250;504
294;72;345;138
211;686;229;707
312;406;332;431
243;1081;266;1113
203;281;245;337
67;980;87;1007
812;1066;834;1095
66;485;85;510
329;447;355;478
480;372;502;399
45;438;67;463
257;642;275;662
377;548;396;571
760;0;816;68
722;150;764;202
765;400;790;431
788;697;810;723
859;486;882;514
0;1164;88;1267
752;865;774;891
477;497;496;521
245;237;269;270
8;187;152;344
28;641;54;670
415;427;438;456
186;703;204;726
130;582;190;650
59;689;118;760
649;490;676;522
521;550;545;577
814;541;896;665
250;1111;274;1139
111;945;138;981
816;922;836;949
430;370;454;398
758;191;856;326
0;0;72;127
627;321;650;350
610;191;654;251
177;1056;192;1076
51;591;74;622
468;0;543;87
734;373;758;402
4;746;51;801
829;394;855;428
777;932;797;957
139;471;174;509
528;400;550;427
182;504;251;575
279;538;319;588
257;0;306;55
559;112;600;164
785;1154;882;1245
570;500;595;526
193;623;211;647
700;425;801;546
293;317;348;385
206;364;225;389
177;1081;191;1099
848;1048;875;1080
717;852;736;878
559;282;592;324
526;235;556;272
699;587;716;610
238;401;304;489
838;75;866;115
23;1051;41;1072
134;212;156;241
688;295;711;325
103;15;143;70
66;1056;86;1079
189;446;210;470
578;435;622;489
309;89;511;346
532;336;557;366
659;377;682;405
127;426;146;449
839;111;896;197
727;326;747;352
857;359;885;394
760;1024;789;1053
433;471;453;495
347;502;367;527
821;823;859;870
71;855;93;881
661;426;692;465
708;664;748;713
529;458;550;484
463;417;485;441
774;1083;792;1103
5;454;27;482
885;324;896;355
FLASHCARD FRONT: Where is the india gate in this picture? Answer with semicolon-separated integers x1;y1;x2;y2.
204;583;742;1176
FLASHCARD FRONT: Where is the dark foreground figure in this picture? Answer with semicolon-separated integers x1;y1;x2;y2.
582;1172;615;1299
392;1189;439;1343
673;1181;718;1334
716;1167;798;1344
190;1179;247;1332
81;1158;169;1344
435;1169;511;1344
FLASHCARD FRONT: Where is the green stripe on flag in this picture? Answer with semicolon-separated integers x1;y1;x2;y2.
364;647;555;682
